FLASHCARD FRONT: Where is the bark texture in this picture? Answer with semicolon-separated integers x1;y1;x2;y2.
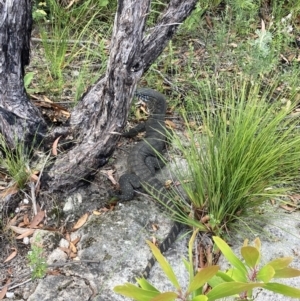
0;0;46;148
46;0;198;192
0;0;198;192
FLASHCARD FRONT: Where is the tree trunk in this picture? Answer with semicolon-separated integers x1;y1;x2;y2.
0;0;198;193
0;0;47;148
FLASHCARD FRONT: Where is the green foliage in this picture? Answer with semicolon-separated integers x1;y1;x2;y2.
114;235;300;300
27;240;48;280
169;77;300;235
32;2;48;22
36;0;112;93
0;135;31;189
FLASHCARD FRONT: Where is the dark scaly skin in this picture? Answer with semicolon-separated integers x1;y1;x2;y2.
117;88;184;278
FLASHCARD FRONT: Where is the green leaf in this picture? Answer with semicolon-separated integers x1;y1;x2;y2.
241;246;260;268
187;266;219;293
257;264;275;283
264;283;300;298
208;274;227;289
273;267;300;278
182;258;191;272
213;237;247;275
150;292;177;301
24;72;34;89
188;229;199;279
225;268;247;282
136;278;160;292
267;257;293;270
215;271;234;282
114;283;160;301
191;295;208;301
99;0;109;6
146;241;180;289
206;282;264;301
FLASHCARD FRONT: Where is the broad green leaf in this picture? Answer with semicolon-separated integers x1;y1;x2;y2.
253;237;261;252
241;246;260;268
264;283;300;298
114;283;160;301
188;229;199;279
225;268;247;282
257;264;275;282
136;278;160;292
215;271;234;282
191;295;208;301
267;257;293;270
182;258;191;272
273;267;300;278
208;275;226;292
150;292;177;301
206;282;264;301
187;266;219;293
24;72;34;88
242;239;249;247
213;237;247;275
146;241;180;289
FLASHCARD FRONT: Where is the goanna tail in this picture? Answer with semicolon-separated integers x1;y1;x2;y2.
141;221;184;279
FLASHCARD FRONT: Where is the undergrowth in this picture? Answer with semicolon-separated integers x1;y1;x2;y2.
167;76;300;236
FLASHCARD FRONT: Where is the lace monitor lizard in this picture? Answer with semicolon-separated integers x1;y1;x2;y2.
115;88;184;278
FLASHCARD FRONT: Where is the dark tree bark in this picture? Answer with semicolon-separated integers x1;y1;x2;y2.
0;0;198;193
0;0;47;148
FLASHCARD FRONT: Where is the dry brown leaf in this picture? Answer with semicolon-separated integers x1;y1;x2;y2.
65;232;71;242
59;247;71;256
70;252;77;258
24;214;30;225
100;169;117;185
0;184;19;198
289;194;300;204
16;229;35;239
280;204;296;212
4;248;17;263
69;242;77;253
30;173;39;182
165;119;176;129
52;136;61;156
7;215;18;226
71;237;80;246
8;225;30;235
73;213;88;230
0;278;11;300
151;224;158;231
47;269;61;276
201;215;210;224
29;210;45;228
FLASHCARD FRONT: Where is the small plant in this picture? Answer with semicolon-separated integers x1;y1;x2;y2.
167;77;300;236
27;240;48;280
0;135;31;189
114;233;300;300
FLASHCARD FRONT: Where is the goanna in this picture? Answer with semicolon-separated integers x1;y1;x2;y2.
116;88;184;278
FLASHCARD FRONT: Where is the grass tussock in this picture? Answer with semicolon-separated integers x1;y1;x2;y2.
170;77;300;235
0;135;31;189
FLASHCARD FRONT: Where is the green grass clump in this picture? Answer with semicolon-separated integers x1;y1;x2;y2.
0;135;31;189
170;77;300;235
27;242;48;280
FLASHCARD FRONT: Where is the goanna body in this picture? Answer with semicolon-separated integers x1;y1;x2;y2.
118;88;184;278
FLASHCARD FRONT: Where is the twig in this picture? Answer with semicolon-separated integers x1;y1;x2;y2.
31;37;106;48
29;182;37;215
151;68;184;94
7;278;32;291
35;152;51;191
0;260;101;291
